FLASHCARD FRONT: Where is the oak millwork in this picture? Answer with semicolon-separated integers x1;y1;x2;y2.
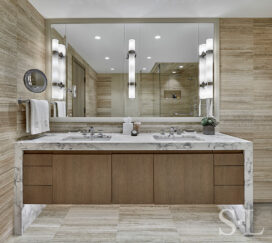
22;151;245;205
215;186;244;204
23;186;53;204
23;154;52;166
52;154;111;204
23;167;52;186
214;153;244;166
112;154;154;204
154;154;214;204
214;166;244;186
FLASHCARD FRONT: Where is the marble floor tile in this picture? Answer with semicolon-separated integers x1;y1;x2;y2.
7;204;272;243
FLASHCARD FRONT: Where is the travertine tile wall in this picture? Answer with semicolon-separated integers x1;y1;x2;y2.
16;0;48;138
0;0;47;241
219;18;272;202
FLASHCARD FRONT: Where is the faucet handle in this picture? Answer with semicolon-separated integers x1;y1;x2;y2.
97;129;103;137
89;126;95;135
169;127;176;135
176;128;182;135
160;129;165;135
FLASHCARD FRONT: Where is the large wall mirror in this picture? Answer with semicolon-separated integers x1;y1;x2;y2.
49;20;218;120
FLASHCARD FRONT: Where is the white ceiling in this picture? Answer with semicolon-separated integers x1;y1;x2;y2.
29;0;272;18
53;23;213;73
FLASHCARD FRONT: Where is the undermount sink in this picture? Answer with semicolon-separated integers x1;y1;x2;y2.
62;135;112;141
153;134;204;141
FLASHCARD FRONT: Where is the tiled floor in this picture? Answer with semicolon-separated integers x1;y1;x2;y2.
8;204;272;243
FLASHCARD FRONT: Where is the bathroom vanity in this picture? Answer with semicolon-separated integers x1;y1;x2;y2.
22;151;244;205
15;132;253;235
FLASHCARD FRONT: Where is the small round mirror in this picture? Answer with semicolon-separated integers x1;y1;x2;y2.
23;69;47;93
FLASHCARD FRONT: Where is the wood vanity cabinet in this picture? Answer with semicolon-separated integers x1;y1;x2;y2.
112;153;154;203
52;154;111;204
214;152;244;204
23;154;53;204
154;153;214;204
23;151;244;205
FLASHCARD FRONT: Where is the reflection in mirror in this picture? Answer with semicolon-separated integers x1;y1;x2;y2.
23;69;47;93
50;23;214;117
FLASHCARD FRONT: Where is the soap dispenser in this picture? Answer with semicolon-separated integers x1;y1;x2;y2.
123;117;133;135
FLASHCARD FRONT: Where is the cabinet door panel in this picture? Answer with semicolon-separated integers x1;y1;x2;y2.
24;154;52;166
215;186;244;204
214;166;244;186
53;154;111;204
214;153;243;166
23;167;52;185
154;154;213;204
112;154;153;203
24;186;52;204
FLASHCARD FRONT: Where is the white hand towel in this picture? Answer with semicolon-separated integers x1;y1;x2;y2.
25;101;30;133
55;101;66;117
53;102;57;117
30;99;50;135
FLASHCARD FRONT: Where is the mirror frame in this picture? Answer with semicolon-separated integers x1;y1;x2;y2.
23;69;48;93
46;18;220;123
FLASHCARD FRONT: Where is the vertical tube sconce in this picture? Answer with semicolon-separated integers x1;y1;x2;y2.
205;38;213;102
52;39;66;100
198;38;214;116
198;43;206;100
58;44;66;85
52;39;59;84
128;39;136;99
205;38;213;84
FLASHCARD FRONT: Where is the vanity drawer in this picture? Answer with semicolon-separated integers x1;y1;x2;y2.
215;186;244;204
214;153;244;166
23;167;52;185
24;154;52;167
214;166;244;186
23;186;52;204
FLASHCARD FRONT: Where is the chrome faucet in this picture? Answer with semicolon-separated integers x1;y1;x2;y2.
89;126;95;136
169;127;176;136
97;130;103;138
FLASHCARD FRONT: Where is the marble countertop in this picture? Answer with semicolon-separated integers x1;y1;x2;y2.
16;132;252;151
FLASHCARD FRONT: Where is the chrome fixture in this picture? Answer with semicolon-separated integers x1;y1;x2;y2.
169;127;176;136
127;39;136;99
160;129;165;135
97;130;104;138
176;129;182;135
89;126;95;136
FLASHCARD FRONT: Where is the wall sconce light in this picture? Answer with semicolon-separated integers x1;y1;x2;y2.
128;39;136;99
51;39;66;100
52;39;59;84
199;38;214;116
205;38;213;84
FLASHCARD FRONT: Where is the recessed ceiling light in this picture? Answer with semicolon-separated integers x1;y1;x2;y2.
142;67;147;71
154;35;161;39
94;36;101;40
110;68;115;71
105;57;110;60
147;56;152;59
172;71;177;74
178;65;183;69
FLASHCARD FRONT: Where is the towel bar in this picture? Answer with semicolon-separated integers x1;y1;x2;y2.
18;99;30;104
